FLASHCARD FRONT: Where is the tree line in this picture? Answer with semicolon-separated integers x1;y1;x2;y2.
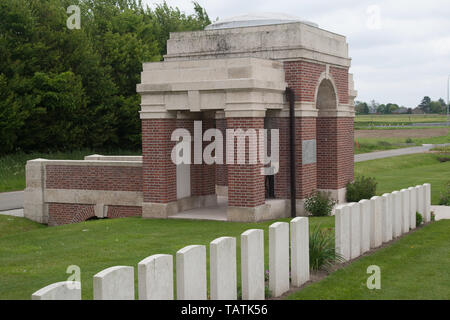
355;96;448;115
0;0;211;155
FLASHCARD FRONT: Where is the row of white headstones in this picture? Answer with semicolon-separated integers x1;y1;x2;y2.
335;183;431;261
32;217;310;300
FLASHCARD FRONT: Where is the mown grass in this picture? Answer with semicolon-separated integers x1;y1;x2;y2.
0;215;333;300
0;150;140;192
355;114;449;128
354;153;450;204
354;130;450;154
286;220;450;300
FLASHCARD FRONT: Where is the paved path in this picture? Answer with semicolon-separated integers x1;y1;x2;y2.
0;191;24;211
0;209;24;218
355;143;450;162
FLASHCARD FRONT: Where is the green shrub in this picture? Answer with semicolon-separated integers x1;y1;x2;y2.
438;182;450;205
309;225;343;271
346;176;377;202
304;192;336;217
405;137;413;143
416;212;423;227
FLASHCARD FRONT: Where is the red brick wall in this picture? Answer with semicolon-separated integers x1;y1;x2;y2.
48;203;95;226
330;66;349;104
215;118;228;187
284;61;326;102
226;117;265;207
142;118;177;203
295;117;318;198
337;117;354;187
45;165;142;191
317;117;354;189
107;205;142;218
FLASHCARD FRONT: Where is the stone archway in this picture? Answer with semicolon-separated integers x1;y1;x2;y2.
316;79;338;111
315;76;341;201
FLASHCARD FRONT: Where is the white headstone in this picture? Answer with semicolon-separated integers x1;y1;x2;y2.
176;245;207;300
93;266;134;300
210;237;237;300
424;183;431;222
416;185;424;223
400;189;410;233
290;217;310;287
359;199;371;254
392;191;402;237
370;196;383;248
408;187;417;229
32;281;81;300
138;254;173;300
241;229;265;300
269;222;289;297
335;206;351;261
381;193;393;242
349;202;361;259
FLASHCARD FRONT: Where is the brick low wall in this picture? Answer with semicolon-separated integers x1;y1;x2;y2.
24;158;143;226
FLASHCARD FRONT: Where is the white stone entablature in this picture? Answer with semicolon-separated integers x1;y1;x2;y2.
137;57;288;118
165;22;350;68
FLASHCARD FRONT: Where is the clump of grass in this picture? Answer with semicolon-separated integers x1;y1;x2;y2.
309;225;343;271
346;176;377;202
439;182;450;205
416;212;423;227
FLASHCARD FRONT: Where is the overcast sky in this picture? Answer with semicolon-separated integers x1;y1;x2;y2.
144;0;450;107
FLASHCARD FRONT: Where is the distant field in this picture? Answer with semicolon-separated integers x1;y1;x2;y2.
354;127;450;154
355;114;448;125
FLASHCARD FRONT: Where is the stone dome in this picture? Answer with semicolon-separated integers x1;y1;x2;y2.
205;12;318;30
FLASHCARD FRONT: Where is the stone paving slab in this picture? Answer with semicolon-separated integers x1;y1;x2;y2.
0;209;24;217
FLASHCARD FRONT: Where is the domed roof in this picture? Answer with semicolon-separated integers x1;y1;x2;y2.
205;13;318;30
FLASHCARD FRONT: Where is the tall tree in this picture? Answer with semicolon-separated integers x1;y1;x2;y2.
419;96;431;113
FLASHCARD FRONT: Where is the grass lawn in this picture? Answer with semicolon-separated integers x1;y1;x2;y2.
354;129;450;154
0;215;333;300
354;153;450;204
0;149;140;192
286;220;450;300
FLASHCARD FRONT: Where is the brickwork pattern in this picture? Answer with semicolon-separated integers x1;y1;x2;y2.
295;117;318;198
226;117;265;207
45;165;142;191
284;61;326;102
142;119;177;203
107;205;142;218
48;203;95;226
330;66;349;104
317;117;354;189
